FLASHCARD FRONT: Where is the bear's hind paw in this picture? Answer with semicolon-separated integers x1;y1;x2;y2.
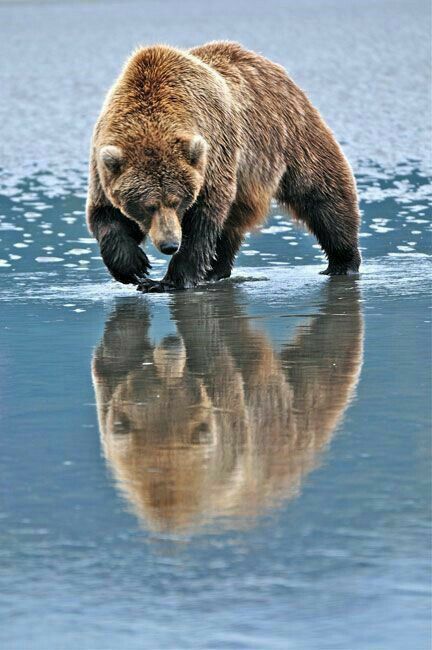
320;249;361;276
320;264;360;276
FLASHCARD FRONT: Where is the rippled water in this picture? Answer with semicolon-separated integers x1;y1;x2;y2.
0;1;431;649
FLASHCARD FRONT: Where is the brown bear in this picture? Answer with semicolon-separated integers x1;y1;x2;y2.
86;41;361;291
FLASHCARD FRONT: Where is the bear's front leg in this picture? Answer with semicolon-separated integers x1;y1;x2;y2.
138;194;232;293
89;203;151;284
135;252;198;293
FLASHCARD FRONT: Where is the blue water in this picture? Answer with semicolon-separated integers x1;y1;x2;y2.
0;1;431;648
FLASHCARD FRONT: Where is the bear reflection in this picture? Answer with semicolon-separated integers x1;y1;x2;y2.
92;281;363;533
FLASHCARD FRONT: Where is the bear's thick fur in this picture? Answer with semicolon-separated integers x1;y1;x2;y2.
87;42;361;290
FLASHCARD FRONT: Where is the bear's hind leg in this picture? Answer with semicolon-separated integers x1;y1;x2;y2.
278;184;361;275
310;199;361;276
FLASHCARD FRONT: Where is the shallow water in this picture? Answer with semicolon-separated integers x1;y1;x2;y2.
0;1;431;649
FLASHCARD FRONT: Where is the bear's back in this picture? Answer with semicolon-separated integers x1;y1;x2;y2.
190;41;290;92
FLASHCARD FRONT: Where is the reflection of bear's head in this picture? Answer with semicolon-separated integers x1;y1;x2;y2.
92;281;364;533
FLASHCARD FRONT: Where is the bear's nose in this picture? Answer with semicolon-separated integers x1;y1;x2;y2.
160;241;179;255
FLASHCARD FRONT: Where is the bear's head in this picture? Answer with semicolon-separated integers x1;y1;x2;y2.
96;133;208;255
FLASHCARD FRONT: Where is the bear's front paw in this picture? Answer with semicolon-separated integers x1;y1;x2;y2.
163;257;201;290
136;278;176;293
100;234;151;285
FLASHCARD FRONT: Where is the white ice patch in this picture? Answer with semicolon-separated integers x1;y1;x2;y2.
261;226;291;234
65;248;91;255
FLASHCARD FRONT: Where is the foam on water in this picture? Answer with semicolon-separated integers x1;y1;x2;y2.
0;169;430;304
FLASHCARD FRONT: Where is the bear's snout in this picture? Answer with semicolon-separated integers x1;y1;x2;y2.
160;241;180;255
149;208;182;256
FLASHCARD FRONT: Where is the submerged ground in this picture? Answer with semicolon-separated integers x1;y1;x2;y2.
0;1;431;648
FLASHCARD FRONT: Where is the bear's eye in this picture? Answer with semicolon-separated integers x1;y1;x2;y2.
166;197;180;210
145;204;158;215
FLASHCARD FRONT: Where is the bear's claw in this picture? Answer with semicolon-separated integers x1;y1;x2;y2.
136;278;175;293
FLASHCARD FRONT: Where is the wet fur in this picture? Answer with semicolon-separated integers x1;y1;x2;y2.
86;42;361;289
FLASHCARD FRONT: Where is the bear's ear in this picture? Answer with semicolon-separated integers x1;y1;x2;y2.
99;145;124;173
182;135;208;169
